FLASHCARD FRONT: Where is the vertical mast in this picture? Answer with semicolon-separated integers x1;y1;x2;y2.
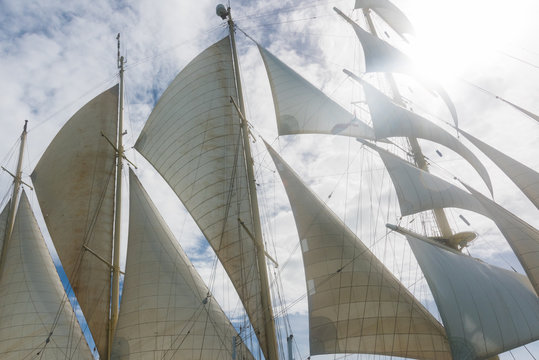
0;121;28;271
222;6;279;359
109;33;125;359
362;9;453;239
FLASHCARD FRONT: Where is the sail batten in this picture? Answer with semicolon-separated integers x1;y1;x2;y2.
31;85;119;359
266;142;451;359
406;233;539;359
459;128;539;209
258;44;376;139
111;170;254;359
0;192;92;359
135;37;269;357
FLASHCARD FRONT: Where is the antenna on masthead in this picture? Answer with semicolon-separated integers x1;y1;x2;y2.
116;33;122;69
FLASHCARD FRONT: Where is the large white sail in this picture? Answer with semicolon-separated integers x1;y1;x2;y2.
334;8;459;129
0;192;93;359
112;170;254;360
31;85;119;358
135;37;269;357
354;0;414;39
359;140;488;218
462;183;539;296
459;128;539;209
406;233;539;359
266;142;451;359
359;78;493;194
257;44;375;139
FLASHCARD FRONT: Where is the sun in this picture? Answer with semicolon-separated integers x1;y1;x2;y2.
404;0;523;82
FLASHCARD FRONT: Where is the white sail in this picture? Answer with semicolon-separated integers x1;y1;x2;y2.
497;96;539;123
461;183;539;296
257;44;376;139
406;233;539;359
354;0;414;39
0;192;93;359
112;170;254;360
360;140;488;218
31;85;119;358
0;200;9;259
359;78;493;195
334;8;459;129
266;142;451;359
135;37;269;356
459;128;539;209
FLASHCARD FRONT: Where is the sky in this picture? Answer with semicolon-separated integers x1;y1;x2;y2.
0;0;538;359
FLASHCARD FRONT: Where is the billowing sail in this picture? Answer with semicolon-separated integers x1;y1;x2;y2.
112;171;254;360
359;78;493;194
334;7;459;129
354;0;414;39
459;128;539;209
0;192;93;359
359;140;488;217
31;85;118;358
462;183;539;296
406;233;539;359
266;142;451;359
257;44;375;139
135;37;269;357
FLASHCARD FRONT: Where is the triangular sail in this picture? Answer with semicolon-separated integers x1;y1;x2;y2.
360;140;488;217
0;192;93;359
405;233;539;359
31;85;118;359
135;37;269;356
462;183;539;296
266;142;451;359
354;0;414;40
111;171;255;360
334;8;459;129
359;78;493;194
257;44;376;139
459;128;539;209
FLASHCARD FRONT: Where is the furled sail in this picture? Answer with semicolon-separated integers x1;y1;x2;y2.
266;142;451;359
0;192;93;359
257;44;375;139
334;7;459;129
354;0;414;40
0;200;9;259
135;37;269;357
31;85;118;359
359;140;488;217
461;183;539;296
459;128;539;209
405;233;539;359
112;171;254;360
358;78;493;195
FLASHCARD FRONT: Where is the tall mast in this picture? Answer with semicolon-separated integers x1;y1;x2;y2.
109;33;125;359
0;121;28;272
362;8;453;239
219;5;279;359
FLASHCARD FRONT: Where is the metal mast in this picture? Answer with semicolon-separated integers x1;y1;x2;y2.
362;8;453;239
108;33;125;359
218;5;279;359
0;121;29;273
